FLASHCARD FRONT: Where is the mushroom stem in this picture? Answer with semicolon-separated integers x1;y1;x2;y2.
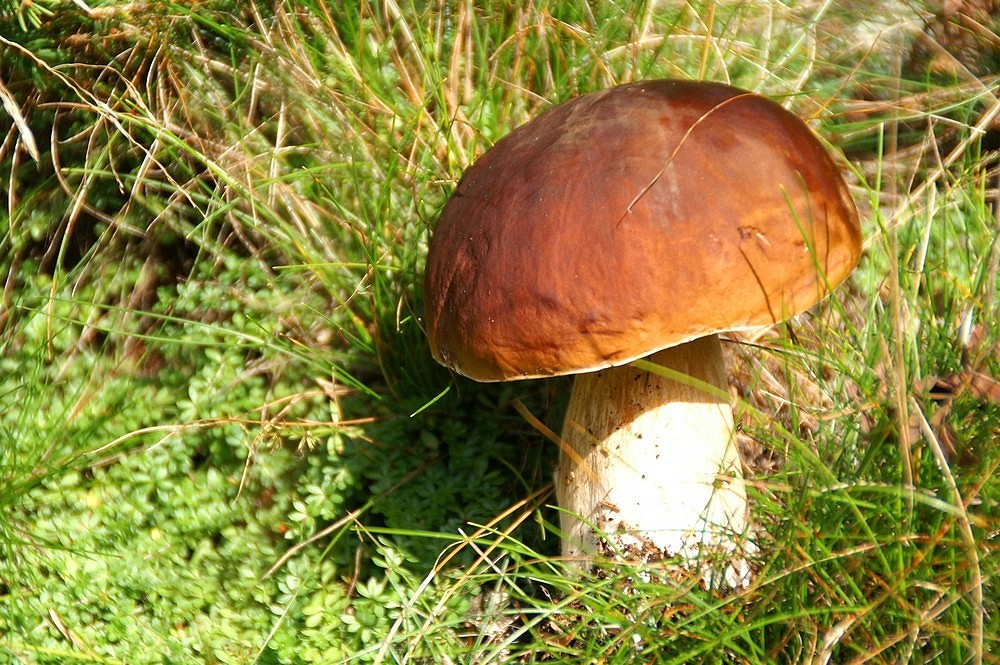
555;334;751;587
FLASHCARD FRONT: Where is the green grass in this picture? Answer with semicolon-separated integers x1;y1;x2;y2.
0;0;997;663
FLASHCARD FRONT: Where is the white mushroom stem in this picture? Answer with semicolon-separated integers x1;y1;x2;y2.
555;334;752;588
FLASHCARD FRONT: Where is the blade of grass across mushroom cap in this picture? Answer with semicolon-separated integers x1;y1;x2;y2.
424;80;861;382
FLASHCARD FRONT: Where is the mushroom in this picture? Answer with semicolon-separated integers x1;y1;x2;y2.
423;80;861;587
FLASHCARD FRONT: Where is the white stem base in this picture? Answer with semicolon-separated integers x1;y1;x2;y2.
555;335;752;588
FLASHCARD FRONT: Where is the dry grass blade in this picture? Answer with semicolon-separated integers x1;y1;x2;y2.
0;74;39;163
885;94;1000;234
375;485;553;665
910;398;984;665
513;398;597;483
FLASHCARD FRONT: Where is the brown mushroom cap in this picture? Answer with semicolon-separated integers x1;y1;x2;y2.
424;80;861;382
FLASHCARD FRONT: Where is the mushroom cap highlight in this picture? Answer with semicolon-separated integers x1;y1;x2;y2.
424;80;861;382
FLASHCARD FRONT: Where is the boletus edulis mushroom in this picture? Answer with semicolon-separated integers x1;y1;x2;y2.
423;80;861;588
